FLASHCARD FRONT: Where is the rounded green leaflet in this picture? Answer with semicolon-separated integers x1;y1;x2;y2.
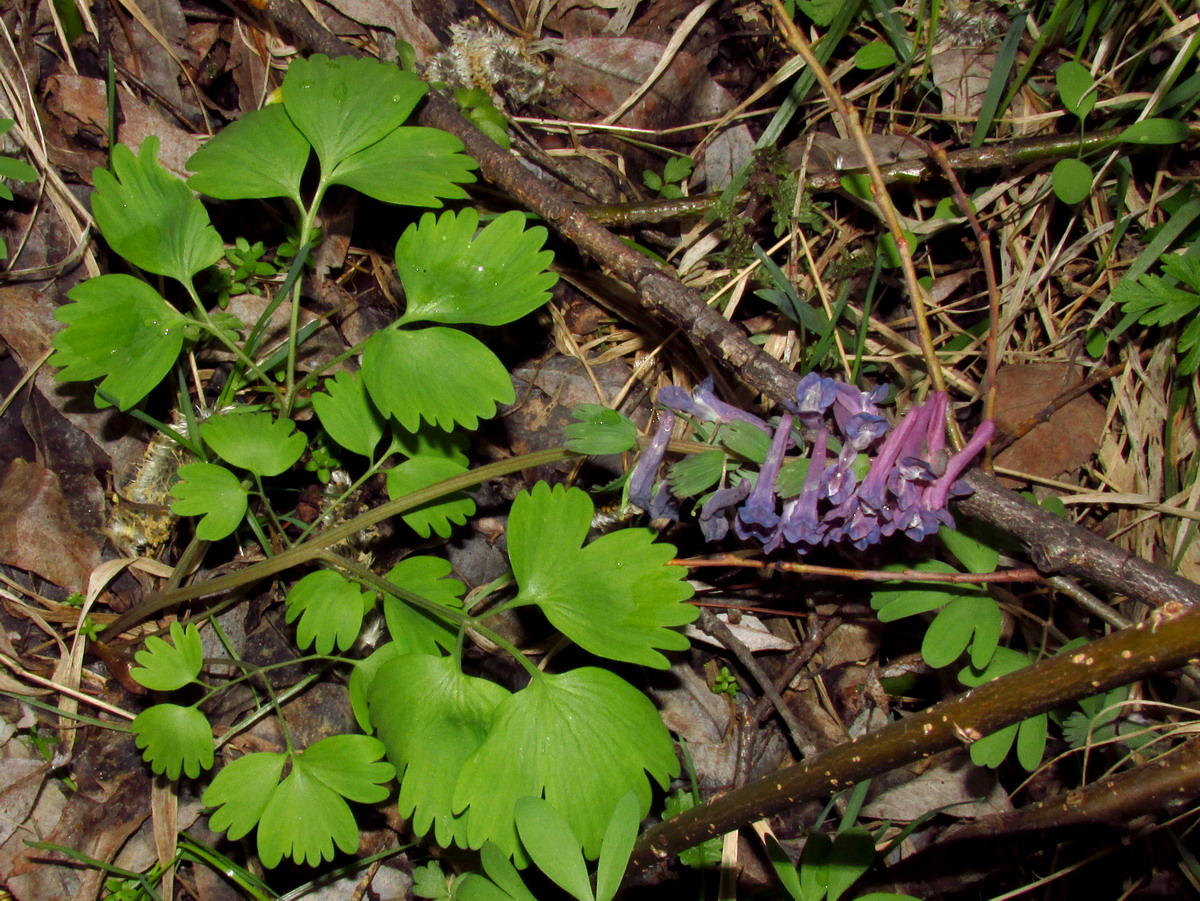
368;654;510;851
285;570;374;655
186;104;310;203
394;209;556;327
855;41;896;70
386;456;476;539
50;274;187;410
1055;60;1096;118
453;667;680;861
282;54;427;175
1052;158;1094;204
200;409;307;477
130;621;204;691
203;751;287;840
170;462;247;540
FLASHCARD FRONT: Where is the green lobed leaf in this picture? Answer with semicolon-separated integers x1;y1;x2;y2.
921;595;1002;669
1015;712;1049;771
508;482;696;668
515;797;593;901
204;751;287;840
855;41;897;70
382;555;466;656
329;127;476;207
282;55;427;175
938;525;1000;574
662;791;721;868
130;621;204;691
368;654;510;850
284;570;374;655
170;462;247;540
1051;158;1094;204
362;327;515;431
257;762;359;867
389;422;470;465
50;274;187;410
454;667;680;860
312;370;386;459
349;642;401;733
295;734;394;803
395;209;556;327
825;827;877;901
200;409;306;477
186;104;309;203
959;648;1042;769
131;703;214;779
386;456;476;539
717;420;772;463
91;137;224;282
870;561;983;622
564;404;638;455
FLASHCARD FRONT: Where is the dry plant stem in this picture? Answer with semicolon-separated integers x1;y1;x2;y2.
957;473;1200;608
98;446;577;641
766;0;947;404
749;614;842;728
925;141;1002;426
934;735;1200;844
627;601;1200;875
698;609;814;756
683;554;1043;584
583;127;1130;226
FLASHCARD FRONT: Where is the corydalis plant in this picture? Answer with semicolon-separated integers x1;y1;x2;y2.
631;374;995;553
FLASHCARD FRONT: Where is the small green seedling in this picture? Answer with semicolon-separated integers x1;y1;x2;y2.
642;155;693;199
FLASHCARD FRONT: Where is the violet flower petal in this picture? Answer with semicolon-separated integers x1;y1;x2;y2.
927;419;995;509
628;409;675;513
735;412;793;540
660;377;770;432
779;426;828;546
698;478;751;542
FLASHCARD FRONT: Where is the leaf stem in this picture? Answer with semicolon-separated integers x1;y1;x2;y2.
100;445;579;640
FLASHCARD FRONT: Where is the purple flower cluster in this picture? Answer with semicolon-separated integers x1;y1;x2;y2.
628;374;995;554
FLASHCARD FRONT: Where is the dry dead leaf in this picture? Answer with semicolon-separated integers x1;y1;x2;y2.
992;363;1106;481
551;37;753;188
0;458;101;592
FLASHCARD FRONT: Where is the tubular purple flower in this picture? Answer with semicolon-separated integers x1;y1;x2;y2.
793;372;839;427
659;376;770;432
779;426;828;547
832;382;888;449
821;441;860;506
856;394;930;514
699;478;752;542
627;409;675;513
926;419;995;509
735;412;794;541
